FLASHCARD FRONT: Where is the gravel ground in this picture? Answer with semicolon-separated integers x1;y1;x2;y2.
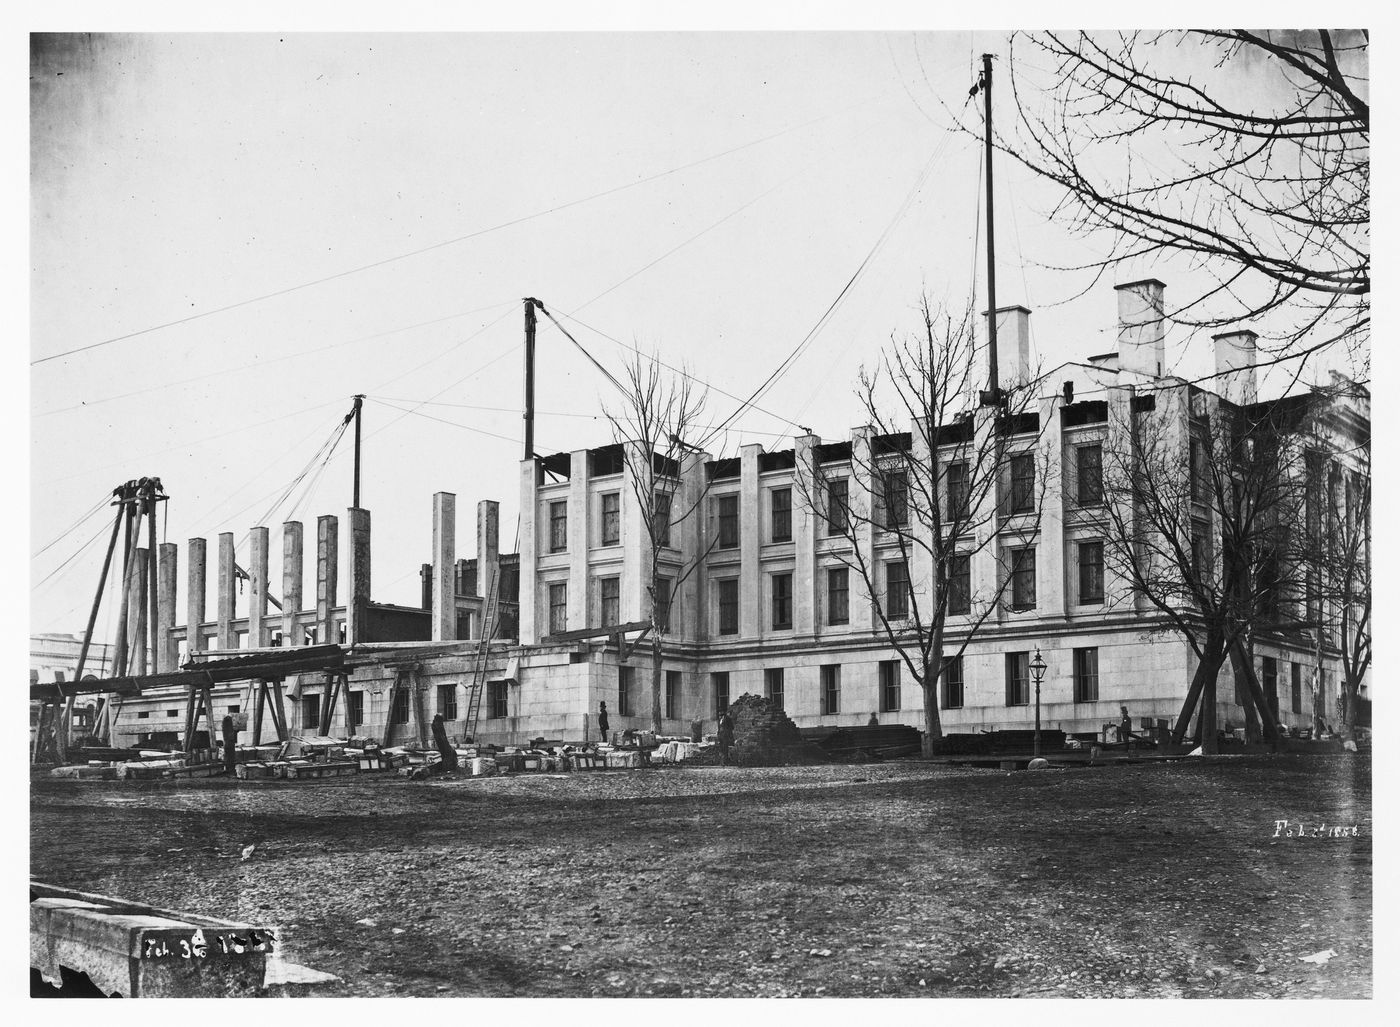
30;754;1371;998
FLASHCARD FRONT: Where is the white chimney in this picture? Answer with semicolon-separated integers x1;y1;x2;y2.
985;305;1031;386
1115;279;1166;377
1213;330;1257;406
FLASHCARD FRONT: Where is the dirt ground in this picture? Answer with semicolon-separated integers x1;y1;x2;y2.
30;754;1371;999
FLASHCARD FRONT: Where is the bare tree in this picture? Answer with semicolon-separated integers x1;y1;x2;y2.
604;353;716;735
797;298;1052;757
989;31;1368;372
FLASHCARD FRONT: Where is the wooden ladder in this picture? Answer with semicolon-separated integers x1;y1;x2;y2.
463;570;501;739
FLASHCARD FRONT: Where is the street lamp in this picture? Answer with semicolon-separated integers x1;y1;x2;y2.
1030;647;1048;758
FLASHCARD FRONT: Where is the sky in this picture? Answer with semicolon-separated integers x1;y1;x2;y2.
26;22;1368;637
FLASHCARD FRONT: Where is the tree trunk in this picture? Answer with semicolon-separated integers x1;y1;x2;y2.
1201;669;1219;755
921;656;944;758
1171;637;1225;746
650;627;662;736
1227;637;1281;749
1342;679;1360;742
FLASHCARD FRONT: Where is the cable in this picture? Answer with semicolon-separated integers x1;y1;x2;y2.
31;493;111;559
369;397;544;449
31;515;116;593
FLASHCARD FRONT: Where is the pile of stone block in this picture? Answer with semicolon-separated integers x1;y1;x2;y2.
728;693;829;767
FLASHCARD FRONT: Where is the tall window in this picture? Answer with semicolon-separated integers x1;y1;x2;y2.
665;670;681;720
765;667;784;710
1075;444;1103;506
392;687;411;724
1010;547;1036;610
601;492;620;545
1005;652;1030;706
717;494;739;549
820;665;840;715
827;567;849;625
347;690;364;729
438;684;458;721
947;461;970;521
599;576;620;627
879;660;901;713
303;694;321;730
718;579;739;635
1192;521;1211;584
826;478;849;535
713;671;730;715
1262;656;1279;718
618;665;634;717
1009;453;1035;513
1078;541;1105;604
771;573;793;630
941;656;964;710
1291;662;1303;714
655;576;673;633
488;680;508;719
1189;436;1206;502
886;560;910;619
771;487;792;543
548;582;568;634
883;470;909;528
948;554;971;615
1073;647;1099;702
549;501;568;553
653;492;672;548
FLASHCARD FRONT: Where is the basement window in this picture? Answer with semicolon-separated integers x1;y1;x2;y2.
137;711;150;720
167;710;179;717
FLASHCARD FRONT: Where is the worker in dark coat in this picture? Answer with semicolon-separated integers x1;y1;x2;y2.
597;701;610;743
717;711;735;766
431;713;459;772
1119;706;1133;750
221;715;238;775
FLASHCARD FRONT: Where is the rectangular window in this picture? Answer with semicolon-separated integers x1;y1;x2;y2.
1192;521;1210;585
137;711;150;720
655;576;673;633
168;709;180;717
947;461;970;521
438;684;458;721
488;680;508;719
886;560;910;619
1190;436;1206;502
1078;541;1105;605
771;573;793;630
392;687;411;725
883;470;909;528
666;670;681;720
879;660;901;713
618;665;634;717
771;487;792;543
941;656;964;710
713;671;730;715
653;492;672;548
548;583;568;635
1005;652;1030;706
303;694;321;730
820;665;840;715
549;501;568;553
347;690;364;729
718;579;739;635
599;576;620;627
601;492;620;546
826;478;849;535
1262;656;1279;718
765;667;785;710
948;554;971;615
1009;453;1035;513
1076;444;1103;506
1010;547;1036;610
1291;662;1303;714
717;494;739;549
827;567;849;625
1073;647;1099;702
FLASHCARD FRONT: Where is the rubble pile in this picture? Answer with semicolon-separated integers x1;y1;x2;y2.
727;693;829;767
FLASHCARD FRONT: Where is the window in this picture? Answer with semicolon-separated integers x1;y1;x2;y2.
601;492;620;546
347;690;364;729
1291;662;1303;714
392;687;411;724
1005;652;1030;706
765;667;784;710
827;567;849;625
168;709;180;717
549;501;568;553
228;704;241;714
941;656;964;710
879;660;901;713
653;492;672;548
883;470;909;528
618;666;634;717
1191;521;1211;584
549;582;568;635
820;665;840;715
718;579;739;635
1262;656;1279;718
438;684;458;721
948;554;971;615
826;478;849;535
303;694;321;729
1078;541;1104;604
137;711;150;720
655;576;673;633
771;487;792;543
1010;547;1036;610
713;671;730;715
488;680;508;720
771;573;793;630
1008;453;1035;513
947;461;970;521
599;576;620;628
1073;648;1099;702
666;670;682;720
886;560;910;619
717;495;739;549
1076;444;1103;506
1189;436;1206;502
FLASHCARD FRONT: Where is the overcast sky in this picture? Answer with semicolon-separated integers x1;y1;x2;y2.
27;24;1361;635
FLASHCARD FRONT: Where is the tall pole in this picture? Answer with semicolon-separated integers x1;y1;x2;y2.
352;394;365;509
523;298;537;461
145;482;159;676
982;52;1001;405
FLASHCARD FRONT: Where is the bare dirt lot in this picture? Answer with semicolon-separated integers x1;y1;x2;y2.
30;754;1370;998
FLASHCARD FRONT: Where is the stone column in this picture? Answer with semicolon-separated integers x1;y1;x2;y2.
217;532;236;649
793;434;820;638
346;507;371;646
157;543;178;672
248;526;270;648
518;460;538;643
432;492;456;641
316;515;339;644
282;521;303;646
568;451;589;629
739;443;763;637
186;537;207;655
850;428;877;631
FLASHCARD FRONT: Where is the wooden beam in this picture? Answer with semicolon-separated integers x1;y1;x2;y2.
619;624;653;663
542;620;651;644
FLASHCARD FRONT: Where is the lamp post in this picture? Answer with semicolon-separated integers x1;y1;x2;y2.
1030;647;1047;758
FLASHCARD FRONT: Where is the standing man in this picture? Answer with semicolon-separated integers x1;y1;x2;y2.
221;715;238;775
597;701;610;744
1119;705;1133;752
717;710;734;766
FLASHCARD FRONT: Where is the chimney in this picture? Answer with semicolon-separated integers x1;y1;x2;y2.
986;305;1031;386
1115;279;1166;377
1213;330;1257;406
